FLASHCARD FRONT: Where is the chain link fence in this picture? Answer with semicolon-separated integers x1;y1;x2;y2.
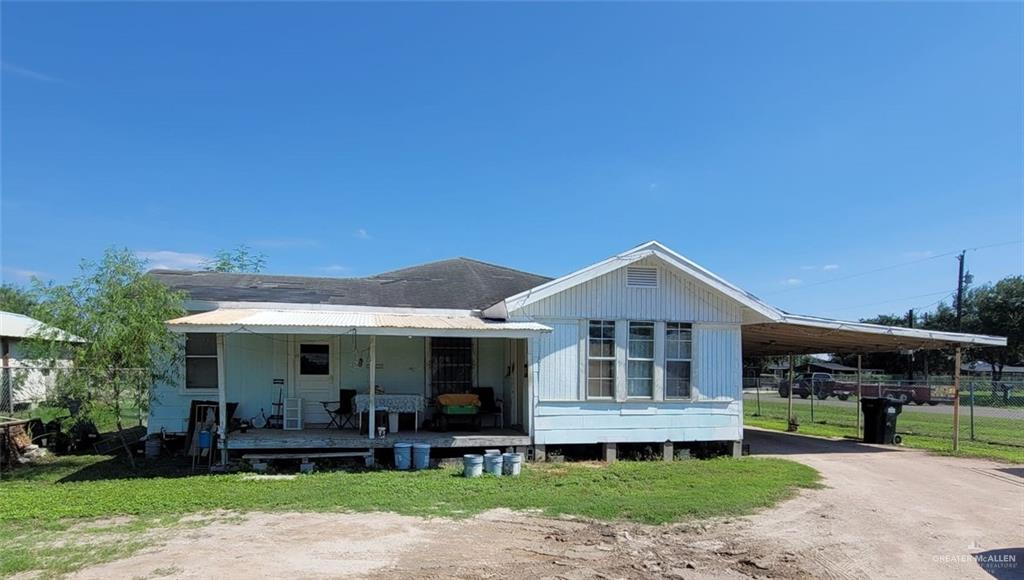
744;375;1024;450
1;364;148;425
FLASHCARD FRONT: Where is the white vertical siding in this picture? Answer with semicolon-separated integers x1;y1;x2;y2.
693;324;742;400
533;321;581;401
515;256;743;323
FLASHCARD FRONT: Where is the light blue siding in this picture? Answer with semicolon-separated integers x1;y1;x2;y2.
693;325;743;400
533;321;580;401
533;400;742;444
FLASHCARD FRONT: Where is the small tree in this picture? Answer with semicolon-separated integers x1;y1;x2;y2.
0;284;38;316
203;244;267;273
24;248;185;465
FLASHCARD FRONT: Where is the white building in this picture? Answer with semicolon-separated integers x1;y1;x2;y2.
147;241;1005;459
1;311;80;411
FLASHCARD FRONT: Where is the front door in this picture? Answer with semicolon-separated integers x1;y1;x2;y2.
292;337;336;426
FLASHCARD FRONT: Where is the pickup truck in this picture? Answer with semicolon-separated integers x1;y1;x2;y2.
777;372;854;400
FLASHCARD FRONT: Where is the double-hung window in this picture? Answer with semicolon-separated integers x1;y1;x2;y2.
665;323;693;398
185;333;218;390
587;320;615;398
627;322;654;398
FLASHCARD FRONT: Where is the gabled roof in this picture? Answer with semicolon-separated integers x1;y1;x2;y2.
0;311;84;342
486;241;784;322
149;258;551;311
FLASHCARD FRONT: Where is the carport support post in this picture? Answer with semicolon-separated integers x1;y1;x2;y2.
952;347;961;452
856;355;862;439
786;354;795;430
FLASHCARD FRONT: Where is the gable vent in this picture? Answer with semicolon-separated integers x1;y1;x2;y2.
626;267;658;288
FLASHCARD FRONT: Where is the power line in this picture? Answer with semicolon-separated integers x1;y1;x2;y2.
824;289;955;313
764;239;1022;296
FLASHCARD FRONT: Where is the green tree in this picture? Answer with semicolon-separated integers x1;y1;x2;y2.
203;244;267;273
0;283;38;316
963;276;1024;382
23;248;185;465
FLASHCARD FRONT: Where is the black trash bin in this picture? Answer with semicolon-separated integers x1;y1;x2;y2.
861;397;903;444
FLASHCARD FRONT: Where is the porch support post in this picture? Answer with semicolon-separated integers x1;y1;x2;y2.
952;347;961;452
856;354;862;439
216;333;227;466
368;335;377;440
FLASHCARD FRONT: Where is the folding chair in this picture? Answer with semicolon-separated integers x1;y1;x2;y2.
321;389;357;430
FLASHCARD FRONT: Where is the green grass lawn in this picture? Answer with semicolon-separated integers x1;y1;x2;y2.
0;453;819;577
745;399;1024;463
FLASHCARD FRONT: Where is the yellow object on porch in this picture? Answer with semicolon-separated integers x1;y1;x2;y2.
437;393;480;407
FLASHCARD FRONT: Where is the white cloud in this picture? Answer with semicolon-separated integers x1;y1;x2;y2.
354;228;371;240
822;264;840;271
1;61;64;83
782;278;803;287
136;250;207;270
2;267;44;282
799;265;815;271
317;264;350;274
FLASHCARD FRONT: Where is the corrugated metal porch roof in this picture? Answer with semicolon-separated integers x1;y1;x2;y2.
166;308;551;338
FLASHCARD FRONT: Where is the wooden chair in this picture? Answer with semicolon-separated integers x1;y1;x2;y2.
470;387;503;429
320;389;357;430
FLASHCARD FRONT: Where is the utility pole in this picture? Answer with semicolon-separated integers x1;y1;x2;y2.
955;251;966;332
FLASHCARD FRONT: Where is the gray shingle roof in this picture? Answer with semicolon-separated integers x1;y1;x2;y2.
148;258;552;311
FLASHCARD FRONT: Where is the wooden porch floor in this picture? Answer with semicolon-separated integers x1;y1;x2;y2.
225;428;531;450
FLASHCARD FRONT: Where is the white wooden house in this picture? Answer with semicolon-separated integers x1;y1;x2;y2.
1;311;81;411
148;241;1004;460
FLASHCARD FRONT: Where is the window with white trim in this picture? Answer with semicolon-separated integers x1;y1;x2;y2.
299;343;331;375
665;323;693;398
185;333;218;390
587;320;615;398
627;321;654;397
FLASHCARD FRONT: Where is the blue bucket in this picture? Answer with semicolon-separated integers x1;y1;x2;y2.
197;430;212;450
483;453;504;476
394;443;413;470
463;454;483;478
412;443;431;470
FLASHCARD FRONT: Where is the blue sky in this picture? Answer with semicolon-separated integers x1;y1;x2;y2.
2;2;1021;321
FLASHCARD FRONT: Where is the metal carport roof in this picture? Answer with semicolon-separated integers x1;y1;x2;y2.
742;313;1006;356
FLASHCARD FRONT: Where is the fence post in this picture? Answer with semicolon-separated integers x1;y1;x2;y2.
969;380;975;441
755;376;761;416
787;354;795;431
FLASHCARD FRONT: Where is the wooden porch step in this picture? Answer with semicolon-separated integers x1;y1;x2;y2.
242;451;372;461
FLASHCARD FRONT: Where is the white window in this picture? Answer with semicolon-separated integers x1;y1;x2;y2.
627;322;654;398
185;333;218;390
587;320;615;398
665;323;693;398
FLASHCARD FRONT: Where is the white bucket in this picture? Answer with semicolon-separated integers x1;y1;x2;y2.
483;453;504;476
501;452;523;476
463;454;484;478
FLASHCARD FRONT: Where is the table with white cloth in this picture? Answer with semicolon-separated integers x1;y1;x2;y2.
353;394;425;433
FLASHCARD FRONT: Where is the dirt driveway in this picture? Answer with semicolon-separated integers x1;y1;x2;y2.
71;429;1022;580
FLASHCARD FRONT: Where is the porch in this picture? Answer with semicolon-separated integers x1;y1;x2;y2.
226;427;532;450
162;307;548;461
